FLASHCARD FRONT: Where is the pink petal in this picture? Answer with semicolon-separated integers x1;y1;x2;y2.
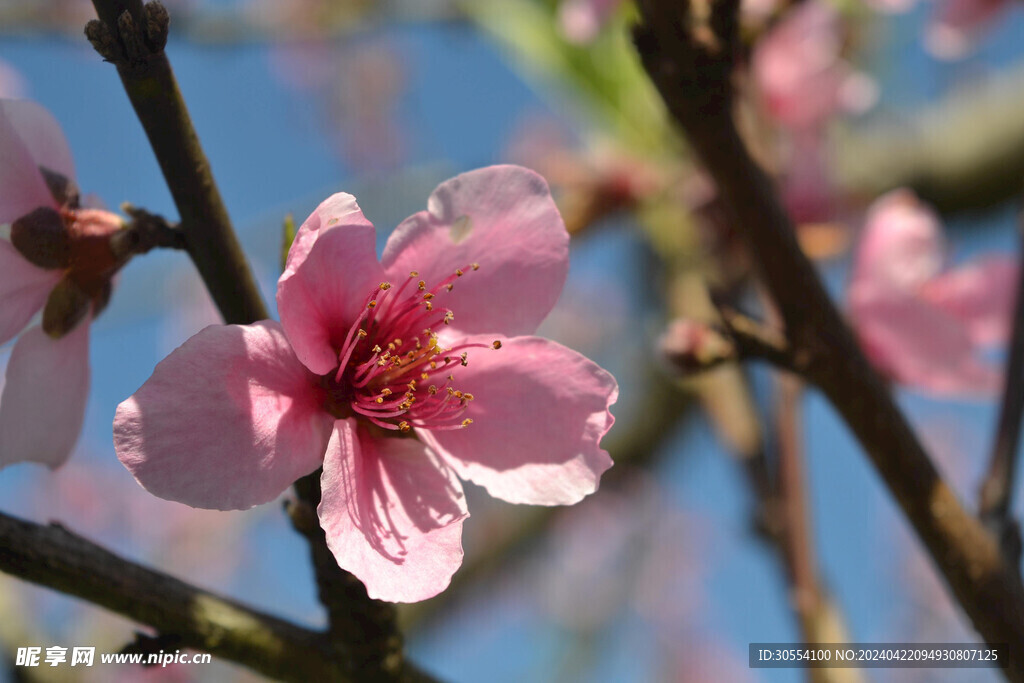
382;166;569;338
0;240;61;346
558;0;623;43
0;322;89;469
0;100;76;185
926;0;1009;59
318;419;468;603
0;100;57;223
422;336;616;505
277;193;385;375
115;321;333;510
920;255;1018;347
851;189;946;294
752;1;849;129
850;286;1000;396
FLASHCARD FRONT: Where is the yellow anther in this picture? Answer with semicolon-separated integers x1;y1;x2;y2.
446;283;454;292
357;329;367;338
421;372;429;380
444;311;454;325
471;263;480;270
367;300;377;309
455;268;464;277
463;393;474;401
409;271;419;278
492;340;502;349
418;280;426;291
375;397;384;404
381;388;392;396
379;282;392;290
398;421;411;432
423;293;435;300
371;345;382;354
425;301;434;311
461;419;473;428
460;352;468;366
428;385;438;394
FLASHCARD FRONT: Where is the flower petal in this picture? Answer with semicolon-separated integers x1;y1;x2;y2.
0;240;61;346
0;100;57;222
919;255;1018;347
850;285;1000;396
423;336;616;505
319;419;468;603
382;165;569;338
926;0;1009;60
115;321;333;510
278;193;385;375
852;189;946;293
0;100;76;186
0;322;89;469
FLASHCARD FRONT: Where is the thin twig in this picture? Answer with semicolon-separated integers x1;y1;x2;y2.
86;0;266;325
633;1;1024;677
773;376;861;683
0;510;446;682
979;217;1024;565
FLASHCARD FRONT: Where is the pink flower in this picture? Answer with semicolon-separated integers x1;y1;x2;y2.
114;165;618;602
557;0;624;43
926;0;1012;60
0;99;123;469
848;189;1017;396
752;0;876;132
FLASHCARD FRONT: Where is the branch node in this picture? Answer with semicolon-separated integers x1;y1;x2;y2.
84;19;119;63
144;1;170;53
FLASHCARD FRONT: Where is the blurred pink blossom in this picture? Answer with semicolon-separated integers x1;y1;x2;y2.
558;0;623;43
926;0;1013;59
0;59;27;99
848;189;1017;396
115;165;617;603
0;99;123;470
752;0;877;132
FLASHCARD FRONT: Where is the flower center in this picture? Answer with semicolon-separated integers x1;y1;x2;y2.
321;266;500;433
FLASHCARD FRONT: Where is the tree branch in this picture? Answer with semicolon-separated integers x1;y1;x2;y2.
633;1;1024;678
74;3;420;679
0;510;440;682
979;218;1024;565
85;0;266;325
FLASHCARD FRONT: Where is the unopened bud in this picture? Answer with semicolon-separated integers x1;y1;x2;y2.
659;318;735;374
11;206;71;269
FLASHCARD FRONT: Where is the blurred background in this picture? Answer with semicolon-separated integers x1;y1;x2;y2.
2;0;1024;681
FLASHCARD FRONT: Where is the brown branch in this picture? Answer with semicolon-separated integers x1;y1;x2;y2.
85;0;266;325
633;1;1024;678
979;219;1024;565
773;376;861;683
77;3;422;679
0;510;446;682
288;473;405;681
